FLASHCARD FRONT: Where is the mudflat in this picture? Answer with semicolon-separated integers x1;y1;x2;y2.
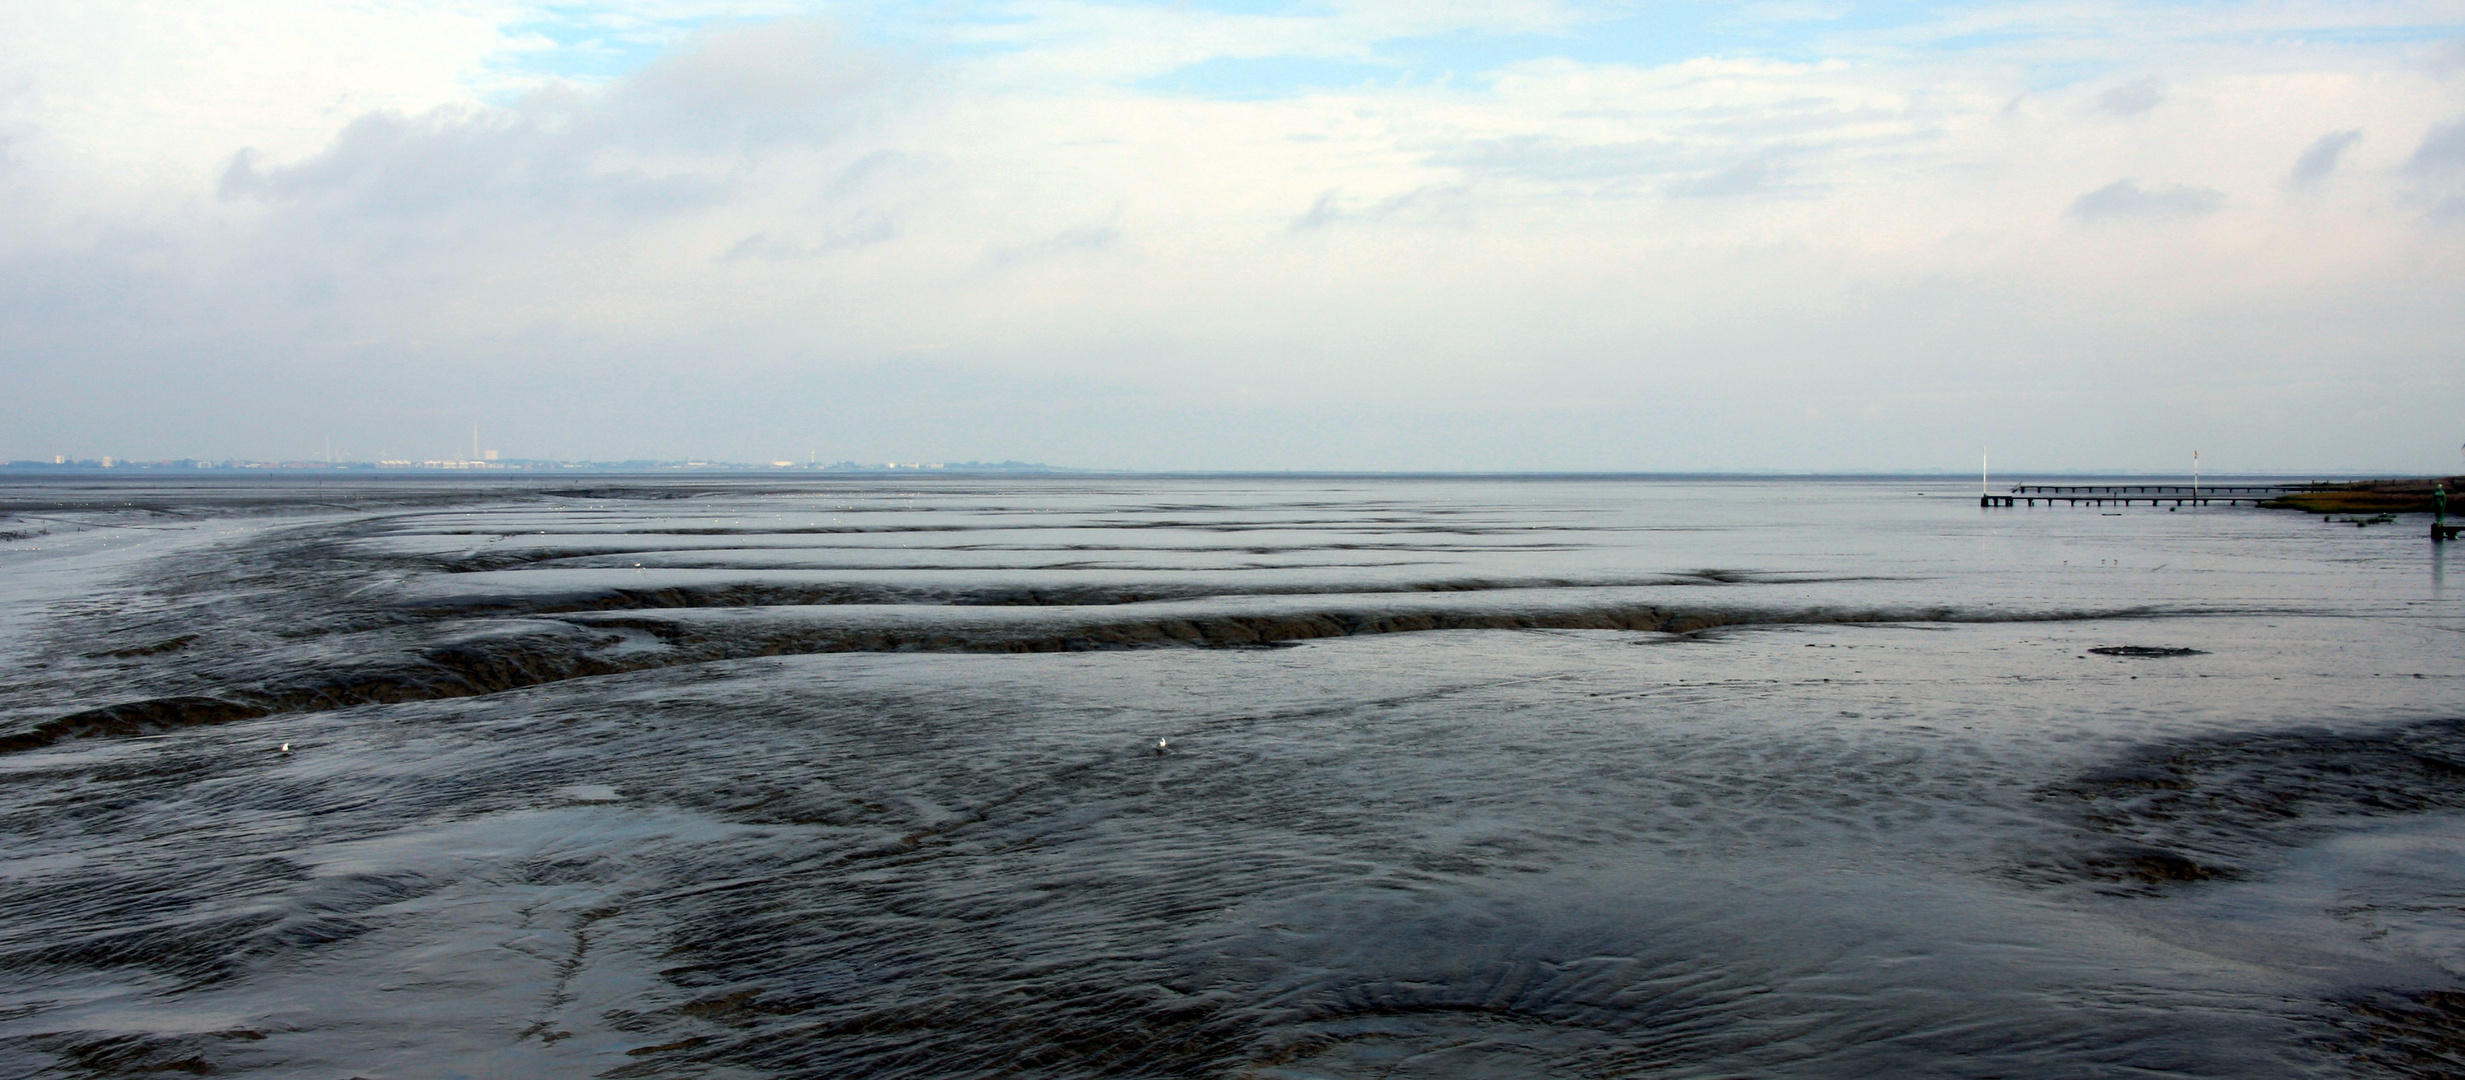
1;474;2459;1078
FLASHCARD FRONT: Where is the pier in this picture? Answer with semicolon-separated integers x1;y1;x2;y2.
1978;484;2302;508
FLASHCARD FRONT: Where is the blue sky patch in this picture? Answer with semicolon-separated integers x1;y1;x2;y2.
478;0;2465;102
1133;55;1404;98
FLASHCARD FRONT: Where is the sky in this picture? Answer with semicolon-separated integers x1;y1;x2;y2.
2;1;2462;472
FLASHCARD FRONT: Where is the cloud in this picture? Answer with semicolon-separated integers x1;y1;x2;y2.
2094;76;2166;116
1423;136;1677;185
721;221;901;261
2066;179;2224;220
1287;186;1474;229
2406;114;2465;214
2288;129;2362;188
1666;155;1780;198
218;110;737;222
194;14;911;299
1290;190;1346;230
2425;38;2465;76
217;18;880;211
5;2;2465;471
2407;115;2465;174
984;224;1120;267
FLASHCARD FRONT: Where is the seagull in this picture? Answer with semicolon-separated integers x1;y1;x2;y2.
1155;737;1170;755
277;742;290;754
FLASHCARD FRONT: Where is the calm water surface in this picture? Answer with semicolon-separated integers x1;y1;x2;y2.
0;475;2459;1078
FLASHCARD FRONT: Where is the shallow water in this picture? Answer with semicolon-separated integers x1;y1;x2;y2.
0;475;2459;1078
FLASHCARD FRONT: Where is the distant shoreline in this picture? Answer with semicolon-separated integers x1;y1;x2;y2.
2259;476;2465;515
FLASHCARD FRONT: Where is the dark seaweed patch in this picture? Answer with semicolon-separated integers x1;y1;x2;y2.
0;697;273;754
2332;990;2465;1079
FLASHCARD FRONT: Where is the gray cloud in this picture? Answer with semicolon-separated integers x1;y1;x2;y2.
2407;115;2465;174
1290;190;1343;230
1287;186;1473;229
2426;38;2465;76
984;224;1120;268
1666;155;1778;198
1424;136;1678;184
2095;77;2166;116
1421;137;1814;201
722;221;900;261
2406;115;2465;215
2067;178;2223;220
2288;129;2362;188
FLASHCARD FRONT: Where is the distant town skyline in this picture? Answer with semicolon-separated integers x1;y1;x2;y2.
3;2;2461;473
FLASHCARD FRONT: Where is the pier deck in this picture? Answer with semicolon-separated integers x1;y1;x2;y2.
1978;484;2301;508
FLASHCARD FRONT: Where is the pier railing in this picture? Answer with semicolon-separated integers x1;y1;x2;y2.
1979;484;2304;508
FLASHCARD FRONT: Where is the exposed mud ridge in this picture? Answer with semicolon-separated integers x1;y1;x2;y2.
420;521;1617;538
16;1029;269;1076
84;634;198;659
4;600;2151;756
0;697;276;755
572;601;2113;655
396;573;1900;618
422;545;1586;573
0;629;657;754
402;580;949;614
2018;718;2465;894
539;486;724;500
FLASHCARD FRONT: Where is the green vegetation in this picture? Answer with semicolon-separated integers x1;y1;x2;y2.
2259;476;2463;515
